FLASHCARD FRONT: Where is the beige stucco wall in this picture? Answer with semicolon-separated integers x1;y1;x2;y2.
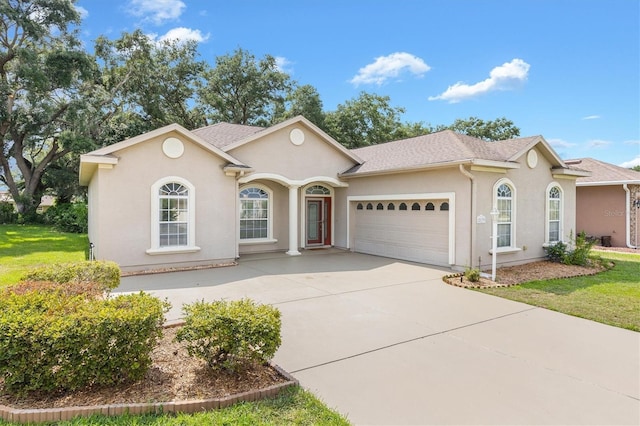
228;125;356;179
472;148;577;268
88;131;238;271
576;185;628;247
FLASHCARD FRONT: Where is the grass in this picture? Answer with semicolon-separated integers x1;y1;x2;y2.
478;250;640;331
0;224;89;287
0;386;350;425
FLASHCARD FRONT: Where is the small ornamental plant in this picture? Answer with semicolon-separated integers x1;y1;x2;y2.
176;298;282;372
464;268;481;283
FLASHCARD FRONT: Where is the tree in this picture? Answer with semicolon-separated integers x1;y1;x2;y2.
198;48;292;126
0;0;96;216
631;165;640;172
439;116;520;141
274;84;325;128
324;92;406;149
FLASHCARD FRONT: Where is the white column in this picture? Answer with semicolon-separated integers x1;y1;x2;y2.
287;185;301;256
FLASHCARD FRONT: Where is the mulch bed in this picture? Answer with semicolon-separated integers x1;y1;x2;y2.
0;326;289;410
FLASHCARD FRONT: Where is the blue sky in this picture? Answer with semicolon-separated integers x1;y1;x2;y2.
76;0;640;167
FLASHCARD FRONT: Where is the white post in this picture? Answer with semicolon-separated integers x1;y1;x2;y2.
287;185;301;256
490;207;499;281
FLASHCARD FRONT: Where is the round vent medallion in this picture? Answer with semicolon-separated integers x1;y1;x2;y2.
162;137;184;159
289;128;305;146
527;149;538;168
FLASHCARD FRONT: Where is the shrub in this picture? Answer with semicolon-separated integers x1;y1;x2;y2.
464;268;481;282
566;231;595;266
176;299;282;372
43;202;88;233
545;241;568;263
0;290;168;395
0;201;17;224
2;280;104;299
21;261;121;293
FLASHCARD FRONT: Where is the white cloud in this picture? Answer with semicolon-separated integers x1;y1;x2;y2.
75;5;89;19
350;52;430;86
429;58;530;103
275;56;294;74
587;139;612;149
547;138;577;149
155;27;209;44
624;140;640;146
128;0;185;25
619;156;640;168
581;115;600;120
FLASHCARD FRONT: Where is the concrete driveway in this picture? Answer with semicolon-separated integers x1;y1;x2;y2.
116;250;640;425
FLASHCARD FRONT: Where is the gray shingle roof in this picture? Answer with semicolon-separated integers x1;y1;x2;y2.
191;122;265;149
566;158;640;184
342;131;543;175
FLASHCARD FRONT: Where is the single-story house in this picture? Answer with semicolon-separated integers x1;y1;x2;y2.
79;115;589;273
0;191;56;214
565;158;640;248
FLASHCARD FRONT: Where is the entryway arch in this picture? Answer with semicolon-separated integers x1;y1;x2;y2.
301;183;334;248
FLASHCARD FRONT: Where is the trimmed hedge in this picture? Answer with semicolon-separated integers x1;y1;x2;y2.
0;290;168;395
21;261;120;292
176;299;282;372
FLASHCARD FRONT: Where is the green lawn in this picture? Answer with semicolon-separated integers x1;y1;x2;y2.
0;224;89;287
478;251;640;331
0;386;349;425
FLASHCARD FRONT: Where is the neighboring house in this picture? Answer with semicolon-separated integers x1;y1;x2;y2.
79;116;589;273
0;191;55;214
566;158;640;248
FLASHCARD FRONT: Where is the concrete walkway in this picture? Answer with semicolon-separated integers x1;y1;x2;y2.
117;250;640;425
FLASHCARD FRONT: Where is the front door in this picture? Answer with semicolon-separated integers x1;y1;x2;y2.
306;198;331;246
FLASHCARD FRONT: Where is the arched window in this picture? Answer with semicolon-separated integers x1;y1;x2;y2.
547;185;563;243
399;202;407;211
411;202;421;211
440;202;449;211
387;203;395;210
366;203;373;210
495;182;515;248
425;202;435;211
239;186;271;240
376;203;384;210
306;185;330;195
356;203;364;210
148;177;198;254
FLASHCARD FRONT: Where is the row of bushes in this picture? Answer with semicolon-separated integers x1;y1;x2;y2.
0;201;87;234
0;262;282;396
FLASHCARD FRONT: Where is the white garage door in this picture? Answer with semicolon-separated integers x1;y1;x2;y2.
354;200;449;266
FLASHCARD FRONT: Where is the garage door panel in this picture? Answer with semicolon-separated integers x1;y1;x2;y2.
354;200;449;265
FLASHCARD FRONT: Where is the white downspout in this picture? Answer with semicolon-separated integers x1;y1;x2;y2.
459;165;476;267
623;184;638;249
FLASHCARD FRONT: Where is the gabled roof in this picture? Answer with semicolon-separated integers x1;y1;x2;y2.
340;131;565;177
80;123;246;185
195;116;362;164
566;158;640;185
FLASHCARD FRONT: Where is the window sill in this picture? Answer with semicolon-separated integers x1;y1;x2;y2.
146;246;201;255
489;247;522;255
239;238;278;245
542;241;565;248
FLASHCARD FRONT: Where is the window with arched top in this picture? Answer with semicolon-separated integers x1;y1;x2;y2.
399;203;407;211
306;185;330;195
356;203;363;210
387;203;395;210
366;203;373;210
440;202;449;211
239;186;271;240
411;202;421;211
425;202;435;211
494;181;515;248
376;203;384;210
547;184;563;243
148;177;197;254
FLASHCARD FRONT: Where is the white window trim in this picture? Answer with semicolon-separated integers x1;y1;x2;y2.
544;182;564;246
147;176;199;255
239;183;276;244
492;178;517;250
